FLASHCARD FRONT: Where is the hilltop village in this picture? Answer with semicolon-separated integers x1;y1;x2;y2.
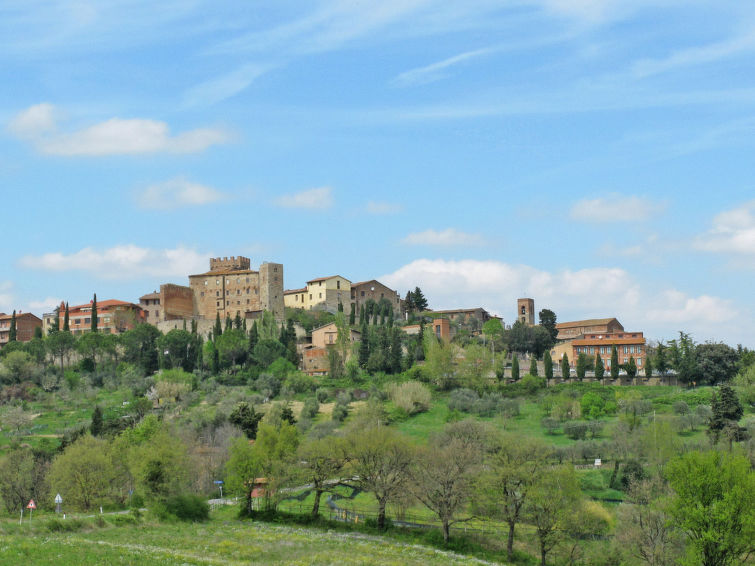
1;255;648;379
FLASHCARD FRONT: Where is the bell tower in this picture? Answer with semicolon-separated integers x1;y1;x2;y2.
517;298;535;326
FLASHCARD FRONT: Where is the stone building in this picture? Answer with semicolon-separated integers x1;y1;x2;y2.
350;280;402;317
58;300;144;335
139;284;194;324
0;312;42;347
517;298;535;326
570;331;647;371
188;256;284;321
556;318;624;341
284;275;350;313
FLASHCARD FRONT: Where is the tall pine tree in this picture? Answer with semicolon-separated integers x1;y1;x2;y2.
594;353;604;380
91;293;98;333
561;353;570;379
214;312;222;337
543;350;553;379
8;310;17;342
610;344;619;380
63;302;70;332
412;287;428;311
349;303;356;326
358;321;370;368
511;354;520;380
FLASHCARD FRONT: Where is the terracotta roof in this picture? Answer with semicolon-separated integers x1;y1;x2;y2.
284;288;307;294
68;299;139;310
140;292;160;300
434;308;489;314
0;312;42;322
306;275;350;284
556;318;619;329
189;269;259;277
572;335;645;346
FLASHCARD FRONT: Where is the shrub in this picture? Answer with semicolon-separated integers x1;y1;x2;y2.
564;420;589;440
581;392;606;419
163;494;210;522
541;417;560;434
331;402;348;422
673;400;690;415
316;388;329;403
387;381;432;415
285;372;316;394
520;374;546;394
302;397;320;419
254;373;282;399
448;388;478;413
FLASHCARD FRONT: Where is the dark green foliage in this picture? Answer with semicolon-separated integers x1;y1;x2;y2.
163;494;210;521
543;351;553;379
696;342;739;385
610;345;619;380
280;406;297;425
302;397;320;419
90;406;103;437
529;357;538;376
625;356;637;379
709;384;744;443
214;313;222;337
121;323;161;374
594;353;604;380
412;287;428;311
234;312;243;329
91;294;98;332
448;389;519;417
8;310;17;342
349;303;356;325
33;326;43;339
538;308;558;346
249;321;258;352
253;339;287;368
157;329;199;372
230;402;263;439
359;304;366;325
644;355;653;378
668;332;700;384
358;322;370;368
654;342;669;375
389;328;403;374
63;302;70;332
576;353;591;381
511;355;519;380
620;459;646;490
561;353;570;379
225;315;232;332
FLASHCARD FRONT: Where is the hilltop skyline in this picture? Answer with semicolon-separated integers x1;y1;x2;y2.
1;1;754;346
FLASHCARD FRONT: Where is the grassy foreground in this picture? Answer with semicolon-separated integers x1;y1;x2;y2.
0;512;499;566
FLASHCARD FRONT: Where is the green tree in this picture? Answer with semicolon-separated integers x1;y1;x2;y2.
121;323;160;374
156;329;198;372
561;353;570;379
389;327;403;374
248;320;258;353
76;331;103;372
595;353;604;380
63;302;70;332
347;426;413;530
666;450;755;566
538;308;558;347
230;402;263;439
696;342;739;385
473;435;549;561
529;357;538;376
668;332;700;385
46;330;75;373
543;351;553;379
576;352;590;381
349;303;356;326
511;354;520;380
0;447;48;513
358;321;370;368
644;355;653;379
214;312;222;337
423;328;456;389
611;344;619;380
48;435;116;511
91;293;98;332
626;355;637;379
526;465;582;566
412;287;428;311
90;406;103;437
655;342;669;375
296;436;347;516
8;310;17;342
709;384;744;444
216;328;249;367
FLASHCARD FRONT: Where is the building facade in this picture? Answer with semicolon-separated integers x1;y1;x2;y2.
556;318;624;341
285;275;351;313
188;256;284;321
517;298;535;326
58;300;144;335
350;280;402;317
0;312;42;347
140;284;195;324
570;331;647;370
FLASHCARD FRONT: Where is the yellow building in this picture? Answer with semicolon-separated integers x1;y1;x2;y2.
284;275;351;313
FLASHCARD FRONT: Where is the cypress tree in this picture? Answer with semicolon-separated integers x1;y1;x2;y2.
214;313;222;337
561;353;570;379
191;319;198;335
358;321;370;368
511;354;520;380
610;344;619;380
8;310;17;342
182;319;187;331
412;287;428;311
249;321;258;352
595;353;604;380
338;301;343;313
349;303;356;326
63;302;70;332
234;312;242;329
644;355;653;379
543;350;553;379
91;294;98;332
387;305;394;328
404;290;415;312
626;356;637;379
225;315;232;332
90;406;103;437
529;357;538;376
576;353;587;380
50;306;60;333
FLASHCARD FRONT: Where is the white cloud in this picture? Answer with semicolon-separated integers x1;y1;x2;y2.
6;102;57;138
7;104;229;156
380;258;748;343
570;194;666;223
28;297;62;312
0;281;14;314
183;63;273;107
366;201;404;215
274;187;333;209
392;47;494;87
402;228;485;247
137;177;227;210
694;200;755;256
19;245;208;280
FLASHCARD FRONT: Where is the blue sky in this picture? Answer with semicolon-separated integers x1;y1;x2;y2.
1;1;753;346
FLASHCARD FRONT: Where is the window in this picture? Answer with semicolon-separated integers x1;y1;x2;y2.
226;291;230;296
309;294;312;300
623;346;628;354
361;291;365;297
638;358;643;366
216;291;219;297
337;280;340;289
200;292;205;297
246;277;250;283
274;267;277;272
247;299;250;304
237;301;240;305
237;290;240;295
319;293;322;299
521;306;525;314
217;301;220;307
236;278;240;283
84;317;90;324
274;276;278;282
295;295;298;302
155;310;159;318
226;301;230;306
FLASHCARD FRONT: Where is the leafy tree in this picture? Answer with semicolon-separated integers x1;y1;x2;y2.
49;305;60;334
473;435;549;561
644;355;653;379
594;353;604;380
347;426;414;530
216;328;249;367
130;426;190;500
214;312;222;337
543;351;553;379
358;321;370;368
709;384;744;444
76;331;103;372
666;450;755;566
668;332;700;384
611;344;619;380
248;320;258;353
234;311;243;330
526;465;582;566
296;436;347;516
359;304;366;325
8;310;16;342
0;447;48;513
121;323;160;374
156;329;198;372
655;342;669;375
576;353;590;380
404;290;415;313
626;355;637;379
561;353;570;379
48;435;116;510
91;293;98;332
538;308;558;347
696;342;739;385
253;339;287;368
90;406;103;437
389;327;403;374
230;402;263;439
529;357;538;376
411;435;481;542
349;303;356;325
423;328;456;389
46;330;75;373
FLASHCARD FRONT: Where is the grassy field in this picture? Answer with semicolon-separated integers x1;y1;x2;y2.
0;510;500;566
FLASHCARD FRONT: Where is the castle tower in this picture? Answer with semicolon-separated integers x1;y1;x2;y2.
517;298;535;326
259;262;284;321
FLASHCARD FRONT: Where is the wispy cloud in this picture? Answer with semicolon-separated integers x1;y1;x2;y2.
694;200;755;256
18;245;209;280
183;63;273;108
366;201;404;215
7;104;229;156
570;194;667;223
402;228;485;246
274;186;333;209
392;47;495;87
0;281;13;313
137;177;228;210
